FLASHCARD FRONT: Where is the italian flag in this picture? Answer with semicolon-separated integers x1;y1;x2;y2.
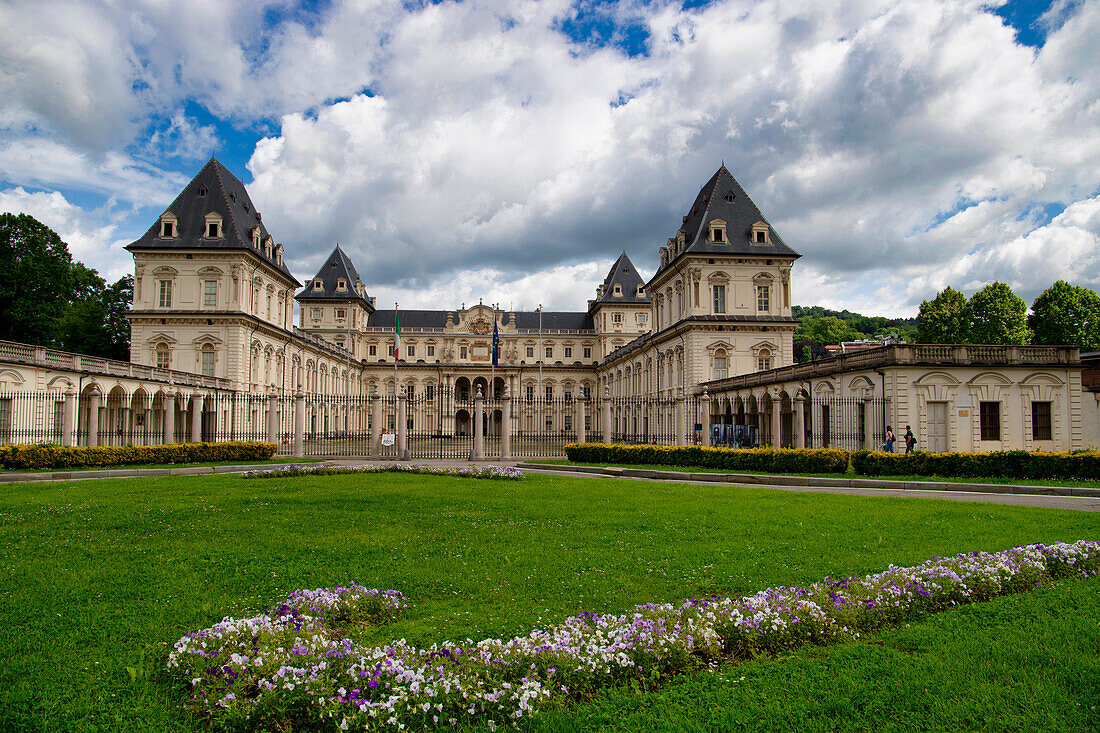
392;308;401;360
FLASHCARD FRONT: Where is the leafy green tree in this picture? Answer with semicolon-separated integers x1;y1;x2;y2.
1028;281;1100;350
0;213;77;346
0;213;131;359
917;287;970;343
967;282;1031;345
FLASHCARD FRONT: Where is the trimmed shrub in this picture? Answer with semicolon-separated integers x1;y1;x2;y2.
0;441;277;470
851;449;1100;480
563;443;850;474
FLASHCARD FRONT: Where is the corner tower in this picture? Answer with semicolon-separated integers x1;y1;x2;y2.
589;252;651;357
296;245;375;358
125;157;301;387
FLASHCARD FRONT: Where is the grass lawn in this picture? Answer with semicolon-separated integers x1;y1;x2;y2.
531;458;1100;489
0;471;1097;732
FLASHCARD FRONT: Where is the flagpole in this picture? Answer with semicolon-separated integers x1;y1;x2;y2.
393;301;398;396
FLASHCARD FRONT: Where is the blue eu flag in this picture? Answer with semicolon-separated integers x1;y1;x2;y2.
492;319;499;366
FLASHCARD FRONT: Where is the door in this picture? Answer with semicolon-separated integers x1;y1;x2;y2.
927;401;947;452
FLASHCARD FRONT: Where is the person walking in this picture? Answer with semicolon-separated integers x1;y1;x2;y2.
884;425;895;452
904;425;915;453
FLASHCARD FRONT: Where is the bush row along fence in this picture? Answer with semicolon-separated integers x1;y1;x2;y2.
0;441;276;470
565;443;1100;480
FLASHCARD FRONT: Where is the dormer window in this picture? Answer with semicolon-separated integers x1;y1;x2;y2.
709;219;727;244
725;191;735;202
612;284;623;297
751;221;770;244
275;244;284;266
197;185;208;197
636;285;645;297
159;214;178;238
313;279;324;291
336;278;347;292
204;213;223;239
251;227;261;250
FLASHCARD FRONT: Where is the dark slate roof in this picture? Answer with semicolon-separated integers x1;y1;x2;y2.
510;311;594;331
296;245;372;308
368;310;450;329
657;165;800;277
591;252;649;309
126;157;298;282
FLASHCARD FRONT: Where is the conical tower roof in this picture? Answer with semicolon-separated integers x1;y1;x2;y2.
659;164;800;275
296;244;372;308
126;157;298;282
590;252;649;311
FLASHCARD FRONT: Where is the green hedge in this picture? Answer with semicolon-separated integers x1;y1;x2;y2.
851;449;1100;480
0;441;278;470
563;443;850;474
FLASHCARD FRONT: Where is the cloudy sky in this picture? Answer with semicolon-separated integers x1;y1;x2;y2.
1;0;1097;317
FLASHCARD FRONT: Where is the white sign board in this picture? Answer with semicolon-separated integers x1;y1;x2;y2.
381;434;396;446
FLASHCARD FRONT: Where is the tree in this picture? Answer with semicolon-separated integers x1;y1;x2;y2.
0;213;77;346
917;287;969;344
967;282;1031;345
0;213;131;360
1028;281;1100;351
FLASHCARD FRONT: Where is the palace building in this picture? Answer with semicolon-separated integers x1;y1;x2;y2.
123;158;799;434
0;157;1089;456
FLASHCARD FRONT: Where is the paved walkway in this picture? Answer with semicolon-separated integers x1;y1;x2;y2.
3;457;1098;512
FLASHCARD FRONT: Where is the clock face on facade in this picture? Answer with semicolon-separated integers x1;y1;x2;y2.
469;317;491;335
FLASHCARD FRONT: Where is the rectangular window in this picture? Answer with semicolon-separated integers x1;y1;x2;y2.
201;350;215;377
368;345;377;357
545;386;553;401
460;346;468;359
757;356;772;371
158;280;172;307
407;345;415;357
564;414;572;431
161;221;175;237
583;347;591;359
545;346;553;358
207;222;220;238
564;347;572;358
712;285;726;314
1031;401;1052;441
426;385;435;401
526;386;534;402
980;401;1001;441
336;308;346;319
612;313;623;324
311;308;321;320
406;385;414;399
156;348;170;369
427;345;435;357
637;313;647;324
203;280;217;307
714;356;727;380
545;416;553;431
564;386;572;401
526;347;534;358
583;385;591;399
757;285;770;312
584;414;591;431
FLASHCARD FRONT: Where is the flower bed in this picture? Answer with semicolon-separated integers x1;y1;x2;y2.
242;464;524;480
167;540;1098;731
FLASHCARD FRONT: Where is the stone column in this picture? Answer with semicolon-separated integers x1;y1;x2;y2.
863;396;876;451
370;393;382;458
164;390;176;445
793;396;805;449
699;390;711;445
293;391;305;458
191;394;204;443
86;387;101;447
674;392;686;446
771;391;782;449
473;387;484;460
577;397;586;445
61;386;77;447
267;392;279;445
397;392;408;460
601;389;612;444
501;390;512;460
